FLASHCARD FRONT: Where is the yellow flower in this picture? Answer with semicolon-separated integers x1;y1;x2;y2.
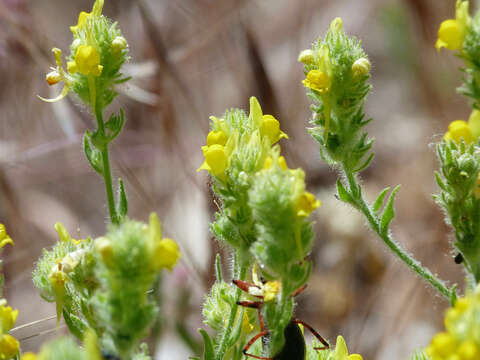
302;69;331;94
152;238;180;271
0;301;18;333
436;0;470;52
331;336;363;360
207;130;228;147
20;353;37;360
444;120;473;144
197;144;228;176
0;225;13;249
38;48;73;103
0;334;19;360
68;45;103;77
70;0;104;34
260;115;289;144
263;156;288;171
148;213;180;271
248;265;281;302
296;191;321;217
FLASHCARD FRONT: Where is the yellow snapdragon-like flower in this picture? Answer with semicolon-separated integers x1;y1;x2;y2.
197;144;228;176
296;191;322;217
148;213;180;271
302;70;331;94
0;300;18;333
0;334;19;360
329;336;363;360
444;120;473;144
70;0;104;35
260;115;289;144
68;45;103;77
206;130;228;147
436;0;470;51
247;264;281;302
0;225;13;249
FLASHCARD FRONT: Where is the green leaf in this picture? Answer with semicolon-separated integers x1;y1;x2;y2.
353;153;374;173
380;185;401;236
215;254;223;282
198;329;215;360
336;179;355;204
227;307;244;347
83;133;104;175
105;109;126;143
116;178;128;221
450;284;458;306
373;187;390;214
62;310;87;340
435;171;448;192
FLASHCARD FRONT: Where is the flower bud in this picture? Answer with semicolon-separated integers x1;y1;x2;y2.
95;236;113;265
112;36;128;52
352;57;371;78
297;49;315;65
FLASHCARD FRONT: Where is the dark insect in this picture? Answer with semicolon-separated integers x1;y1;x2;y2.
454;253;464;264
233;279;329;360
102;351;121;360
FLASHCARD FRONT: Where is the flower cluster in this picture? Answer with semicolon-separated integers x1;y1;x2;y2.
33;215;179;358
198;97;323;358
425;285;480;360
298;18;372;170
40;0;129;110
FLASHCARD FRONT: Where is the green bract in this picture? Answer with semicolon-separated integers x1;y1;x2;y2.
435;140;480;281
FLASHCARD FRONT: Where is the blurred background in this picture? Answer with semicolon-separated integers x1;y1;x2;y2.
0;0;476;358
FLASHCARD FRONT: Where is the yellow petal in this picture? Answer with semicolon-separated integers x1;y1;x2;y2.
20;353;37;360
0;334;19;359
203;144;227;176
296;192;321;217
436;19;465;51
446;120;472;144
302;70;331;93
207;130;228;147
348;355;363;360
153;238;180;271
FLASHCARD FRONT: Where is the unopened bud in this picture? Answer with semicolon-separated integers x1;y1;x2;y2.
95;236;113;264
297;49;315;65
352;57;371;78
112;36;127;52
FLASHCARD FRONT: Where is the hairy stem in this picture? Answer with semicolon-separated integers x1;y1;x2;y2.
215;255;247;360
343;166;453;300
95;107;118;224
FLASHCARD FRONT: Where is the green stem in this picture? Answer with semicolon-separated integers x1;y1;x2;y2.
215;256;248;360
343;166;453;300
95;107;118;224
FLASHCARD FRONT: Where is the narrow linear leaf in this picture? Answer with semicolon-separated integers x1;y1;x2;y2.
116;178;128;221
198;329;215;360
215;253;223;283
434;171;448;192
373;187;390;214
336;179;354;204
354;153;374;173
227;307;244;347
380;185;401;236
